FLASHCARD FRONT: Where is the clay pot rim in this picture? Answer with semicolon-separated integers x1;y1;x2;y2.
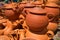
24;3;35;8
26;7;46;15
3;3;17;9
45;6;60;8
45;3;59;8
33;1;43;5
19;1;27;4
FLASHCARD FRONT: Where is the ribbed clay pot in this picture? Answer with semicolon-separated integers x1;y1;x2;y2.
25;7;49;32
3;3;20;21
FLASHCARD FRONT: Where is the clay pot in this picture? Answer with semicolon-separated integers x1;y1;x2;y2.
3;3;20;21
45;3;59;22
45;2;59;31
25;7;49;32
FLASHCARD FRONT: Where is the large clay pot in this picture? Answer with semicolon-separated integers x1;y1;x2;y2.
25;7;49;32
3;3;20;21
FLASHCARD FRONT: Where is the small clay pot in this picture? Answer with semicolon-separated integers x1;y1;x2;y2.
25;7;49;32
3;3;20;21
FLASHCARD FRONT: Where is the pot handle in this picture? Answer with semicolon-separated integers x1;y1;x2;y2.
46;30;54;40
47;14;55;22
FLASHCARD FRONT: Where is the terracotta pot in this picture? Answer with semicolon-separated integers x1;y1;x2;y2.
3;3;20;21
45;3;59;31
25;7;49;32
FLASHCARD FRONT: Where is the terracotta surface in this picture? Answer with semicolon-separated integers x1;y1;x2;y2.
45;2;59;31
3;3;20;21
25;7;49;32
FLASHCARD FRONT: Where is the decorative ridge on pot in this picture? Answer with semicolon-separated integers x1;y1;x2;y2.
3;3;17;9
45;0;59;8
26;7;46;14
46;0;59;3
45;3;59;8
20;1;28;4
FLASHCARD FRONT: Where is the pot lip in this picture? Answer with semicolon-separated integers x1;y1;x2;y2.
3;3;17;9
24;3;35;8
45;3;59;8
33;1;43;5
19;1;27;4
26;7;47;15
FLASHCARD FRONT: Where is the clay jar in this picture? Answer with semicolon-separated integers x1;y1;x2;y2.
18;1;27;12
45;3;59;31
25;7;49;32
3;3;19;21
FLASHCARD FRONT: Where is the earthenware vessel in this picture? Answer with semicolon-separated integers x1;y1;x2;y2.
25;7;49;32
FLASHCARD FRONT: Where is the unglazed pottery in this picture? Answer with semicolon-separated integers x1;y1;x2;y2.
3;3;20;21
25;7;49;32
45;2;59;31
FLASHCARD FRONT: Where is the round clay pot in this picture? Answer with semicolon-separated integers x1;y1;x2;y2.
3;3;20;21
25;7;49;32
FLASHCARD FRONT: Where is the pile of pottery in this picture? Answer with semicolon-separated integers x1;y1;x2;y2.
0;0;59;40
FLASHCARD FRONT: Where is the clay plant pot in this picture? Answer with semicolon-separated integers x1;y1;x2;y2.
25;7;49;32
3;3;20;21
